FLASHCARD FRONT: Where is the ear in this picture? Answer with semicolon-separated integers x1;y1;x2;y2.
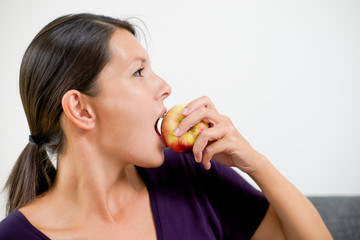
61;90;95;130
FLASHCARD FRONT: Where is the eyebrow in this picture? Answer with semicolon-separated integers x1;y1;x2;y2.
125;54;151;70
129;56;147;66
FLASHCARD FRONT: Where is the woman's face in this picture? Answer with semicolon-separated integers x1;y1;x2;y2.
89;29;171;167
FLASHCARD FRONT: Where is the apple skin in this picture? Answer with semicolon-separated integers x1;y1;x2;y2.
161;104;210;153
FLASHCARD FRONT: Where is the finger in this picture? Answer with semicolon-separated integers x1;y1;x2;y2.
193;127;226;163
202;140;226;170
181;96;216;116
204;161;212;171
174;107;221;137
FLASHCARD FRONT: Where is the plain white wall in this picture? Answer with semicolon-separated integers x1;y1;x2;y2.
1;0;359;219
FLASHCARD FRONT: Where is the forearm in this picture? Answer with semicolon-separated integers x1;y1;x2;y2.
248;155;332;240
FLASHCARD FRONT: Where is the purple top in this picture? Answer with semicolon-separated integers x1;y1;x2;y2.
0;148;268;239
0;210;50;240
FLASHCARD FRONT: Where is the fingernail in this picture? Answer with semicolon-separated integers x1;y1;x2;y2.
182;108;188;115
206;162;211;170
174;128;180;137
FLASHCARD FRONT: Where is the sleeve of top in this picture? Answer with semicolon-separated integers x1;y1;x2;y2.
0;210;47;239
200;159;269;239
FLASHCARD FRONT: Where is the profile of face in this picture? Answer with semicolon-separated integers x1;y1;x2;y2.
87;29;172;167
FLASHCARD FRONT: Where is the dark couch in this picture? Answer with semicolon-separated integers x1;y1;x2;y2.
308;196;360;240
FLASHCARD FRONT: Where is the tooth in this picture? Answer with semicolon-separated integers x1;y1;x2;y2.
158;118;163;134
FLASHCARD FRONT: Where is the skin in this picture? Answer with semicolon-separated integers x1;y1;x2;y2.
19;29;332;239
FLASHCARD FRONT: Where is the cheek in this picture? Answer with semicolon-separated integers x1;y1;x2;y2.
103;112;143;148
98;107;156;159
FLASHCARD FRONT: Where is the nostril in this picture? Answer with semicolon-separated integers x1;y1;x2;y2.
154;75;172;100
162;85;172;100
162;92;170;100
157;86;171;101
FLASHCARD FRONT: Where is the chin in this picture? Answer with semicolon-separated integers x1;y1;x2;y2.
138;150;165;168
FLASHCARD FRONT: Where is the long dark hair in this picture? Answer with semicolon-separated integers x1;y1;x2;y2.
4;13;136;215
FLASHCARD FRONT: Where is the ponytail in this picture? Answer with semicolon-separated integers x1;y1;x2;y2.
4;142;56;215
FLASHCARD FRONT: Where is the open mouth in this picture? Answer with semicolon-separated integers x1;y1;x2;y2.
155;109;167;137
155;117;163;136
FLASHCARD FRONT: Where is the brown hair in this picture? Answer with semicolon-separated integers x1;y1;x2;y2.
4;13;136;215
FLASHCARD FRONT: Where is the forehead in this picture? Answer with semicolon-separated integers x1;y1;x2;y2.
108;29;148;64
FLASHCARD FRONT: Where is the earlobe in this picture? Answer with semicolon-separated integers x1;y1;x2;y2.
62;90;95;130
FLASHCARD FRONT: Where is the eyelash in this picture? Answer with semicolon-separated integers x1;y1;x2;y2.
133;67;145;77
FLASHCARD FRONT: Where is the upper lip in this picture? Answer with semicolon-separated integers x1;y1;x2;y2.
158;108;167;119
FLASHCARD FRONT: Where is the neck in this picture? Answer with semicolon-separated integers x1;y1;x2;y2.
48;140;146;223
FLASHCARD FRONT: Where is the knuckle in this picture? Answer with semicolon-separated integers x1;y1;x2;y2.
218;114;232;126
192;147;200;157
199;128;211;139
204;146;215;156
201;95;210;101
227;134;236;143
193;139;203;150
228;128;240;142
200;107;207;115
201;96;213;106
222;114;231;123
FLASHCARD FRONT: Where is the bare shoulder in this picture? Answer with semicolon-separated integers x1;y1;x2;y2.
18;195;83;239
19;195;47;218
18;194;55;229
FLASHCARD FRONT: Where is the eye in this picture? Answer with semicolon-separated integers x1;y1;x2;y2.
133;67;145;77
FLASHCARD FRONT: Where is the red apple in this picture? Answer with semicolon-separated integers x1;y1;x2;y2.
161;104;210;153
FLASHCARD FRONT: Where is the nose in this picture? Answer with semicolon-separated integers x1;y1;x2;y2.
155;74;172;101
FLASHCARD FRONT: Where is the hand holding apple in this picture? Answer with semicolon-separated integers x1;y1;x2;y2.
161;104;209;153
161;96;262;172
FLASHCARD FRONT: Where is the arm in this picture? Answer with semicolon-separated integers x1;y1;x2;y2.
249;155;332;240
175;96;332;240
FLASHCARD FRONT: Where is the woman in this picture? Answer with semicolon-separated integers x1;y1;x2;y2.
0;13;332;239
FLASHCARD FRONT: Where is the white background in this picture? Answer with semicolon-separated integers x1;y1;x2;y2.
1;0;359;219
